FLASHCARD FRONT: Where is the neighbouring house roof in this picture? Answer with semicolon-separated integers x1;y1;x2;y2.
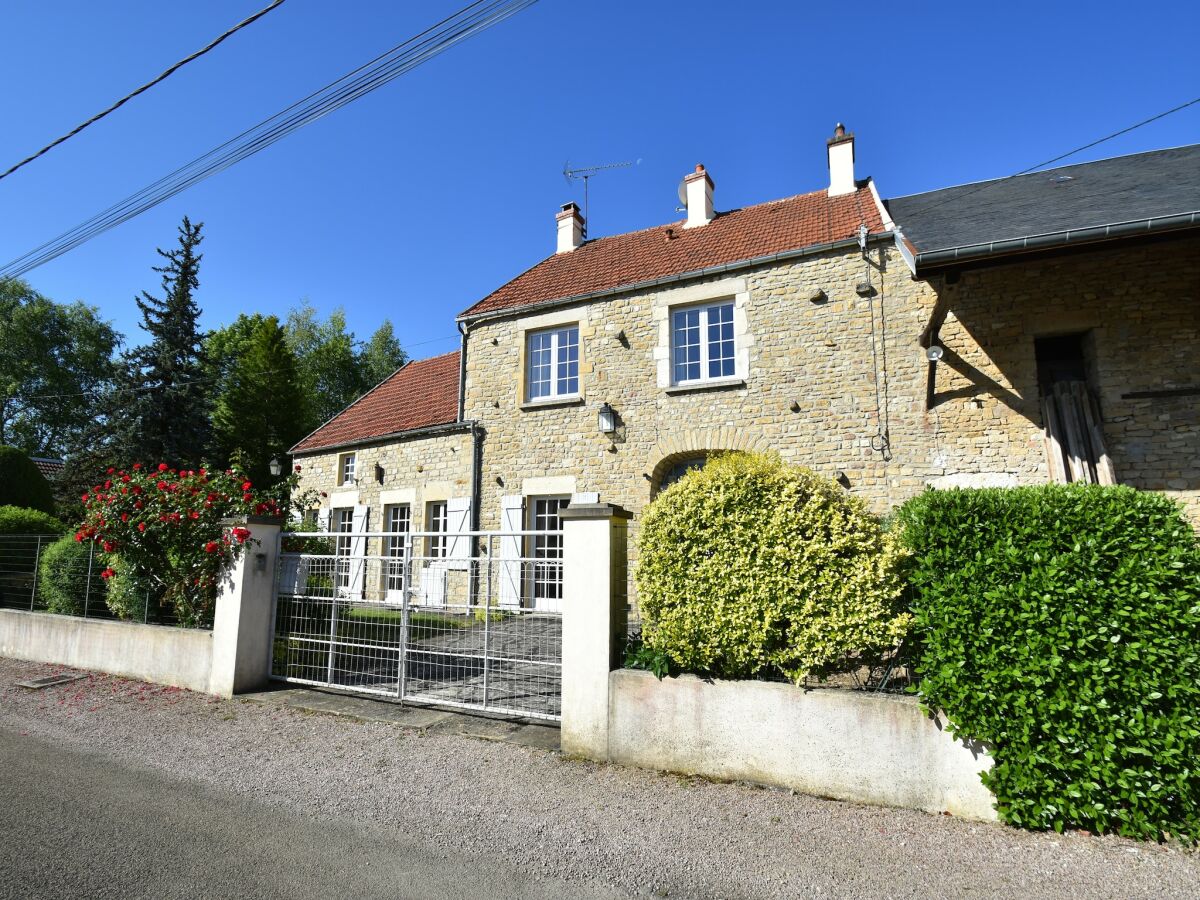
31;457;65;480
290;350;461;455
458;185;887;320
886;144;1200;273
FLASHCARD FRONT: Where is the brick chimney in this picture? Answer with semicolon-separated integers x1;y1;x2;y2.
556;202;584;253
827;123;856;196
683;164;715;228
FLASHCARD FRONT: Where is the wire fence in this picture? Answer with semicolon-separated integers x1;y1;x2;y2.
0;534;199;628
272;530;564;721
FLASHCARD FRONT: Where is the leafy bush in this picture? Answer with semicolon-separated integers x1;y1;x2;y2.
896;484;1200;841
38;533;97;615
76;463;288;627
635;452;910;682
0;505;65;535
0;446;57;516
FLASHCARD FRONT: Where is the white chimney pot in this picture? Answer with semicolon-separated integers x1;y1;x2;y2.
683;164;715;228
556;202;584;253
827;123;856;196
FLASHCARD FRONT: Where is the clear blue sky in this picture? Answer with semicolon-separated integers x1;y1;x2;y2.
2;0;1197;357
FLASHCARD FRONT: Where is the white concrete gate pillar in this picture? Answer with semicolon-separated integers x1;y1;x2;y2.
559;503;631;758
209;516;283;698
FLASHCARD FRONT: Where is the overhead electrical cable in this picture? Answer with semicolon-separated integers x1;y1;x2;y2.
0;0;289;183
0;0;536;279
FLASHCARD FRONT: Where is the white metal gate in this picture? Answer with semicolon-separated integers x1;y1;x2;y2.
269;530;563;721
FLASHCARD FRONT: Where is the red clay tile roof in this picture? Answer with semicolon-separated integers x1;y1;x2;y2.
459;185;885;319
31;457;65;480
291;350;461;454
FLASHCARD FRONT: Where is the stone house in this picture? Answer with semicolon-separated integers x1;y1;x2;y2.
291;129;1200;588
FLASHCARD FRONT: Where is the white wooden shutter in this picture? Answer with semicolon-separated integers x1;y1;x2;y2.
279;555;304;595
498;495;525;608
419;563;447;607
317;508;331;533
445;497;472;571
346;505;369;598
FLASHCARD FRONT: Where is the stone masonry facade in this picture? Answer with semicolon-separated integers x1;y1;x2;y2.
293;236;1199;540
463;236;1199;530
292;427;474;530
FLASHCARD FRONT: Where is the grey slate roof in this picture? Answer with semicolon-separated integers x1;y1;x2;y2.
885;144;1200;269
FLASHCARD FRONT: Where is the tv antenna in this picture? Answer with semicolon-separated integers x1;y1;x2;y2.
563;159;638;237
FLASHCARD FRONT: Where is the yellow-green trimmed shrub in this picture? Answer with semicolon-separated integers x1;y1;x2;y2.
635;452;910;682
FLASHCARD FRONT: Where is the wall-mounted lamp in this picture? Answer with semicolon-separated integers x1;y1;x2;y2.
598;402;617;435
926;344;944;363
268;457;282;477
374;462;385;484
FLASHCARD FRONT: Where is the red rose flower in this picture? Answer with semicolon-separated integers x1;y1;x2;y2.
158;463;169;472
294;465;302;473
102;541;115;553
100;568;115;580
137;522;146;533
204;541;218;553
132;463;142;470
243;492;253;502
157;481;168;491
106;467;115;475
242;481;252;491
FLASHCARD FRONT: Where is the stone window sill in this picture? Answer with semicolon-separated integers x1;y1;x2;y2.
664;378;746;395
520;395;585;411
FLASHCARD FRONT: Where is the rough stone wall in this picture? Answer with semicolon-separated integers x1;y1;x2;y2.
292;429;474;530
939;237;1200;522
462;236;1200;530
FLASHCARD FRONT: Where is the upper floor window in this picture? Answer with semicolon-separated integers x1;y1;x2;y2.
672;301;735;385
526;325;579;400
337;452;356;486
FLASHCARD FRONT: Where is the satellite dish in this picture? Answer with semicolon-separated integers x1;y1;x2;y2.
677;179;688;209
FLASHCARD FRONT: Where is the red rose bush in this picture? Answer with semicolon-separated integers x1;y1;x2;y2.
76;464;284;627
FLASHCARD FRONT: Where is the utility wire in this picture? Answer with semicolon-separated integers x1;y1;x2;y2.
0;0;289;183
899;95;1200;218
0;0;536;279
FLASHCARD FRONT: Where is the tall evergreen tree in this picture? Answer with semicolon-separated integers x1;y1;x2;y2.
112;217;211;468
211;316;305;487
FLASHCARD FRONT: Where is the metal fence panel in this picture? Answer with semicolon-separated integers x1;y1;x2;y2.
270;531;564;721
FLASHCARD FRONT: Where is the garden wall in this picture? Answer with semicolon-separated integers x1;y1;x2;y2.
606;670;997;821
0;609;213;692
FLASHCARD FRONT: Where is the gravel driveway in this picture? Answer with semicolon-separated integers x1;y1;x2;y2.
1;657;1196;899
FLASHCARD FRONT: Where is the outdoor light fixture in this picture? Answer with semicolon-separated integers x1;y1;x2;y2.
268;457;282;477
926;344;944;363
598;402;617;435
374;462;385;484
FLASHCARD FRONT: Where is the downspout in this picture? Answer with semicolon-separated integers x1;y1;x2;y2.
459;319;481;534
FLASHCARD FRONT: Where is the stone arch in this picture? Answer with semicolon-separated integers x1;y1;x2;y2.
645;427;771;495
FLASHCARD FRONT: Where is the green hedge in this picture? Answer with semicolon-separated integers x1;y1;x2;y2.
38;534;95;615
635;452;909;682
0;446;57;516
896;485;1200;841
0;505;65;536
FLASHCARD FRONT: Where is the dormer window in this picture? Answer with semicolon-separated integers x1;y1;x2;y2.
672;300;735;384
337;452;356;486
526;325;579;400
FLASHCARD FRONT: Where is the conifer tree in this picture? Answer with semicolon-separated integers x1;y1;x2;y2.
113;217;211;467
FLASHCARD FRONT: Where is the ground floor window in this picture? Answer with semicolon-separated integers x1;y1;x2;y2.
658;454;709;493
528;496;566;603
425;501;448;558
383;504;410;592
333;507;354;590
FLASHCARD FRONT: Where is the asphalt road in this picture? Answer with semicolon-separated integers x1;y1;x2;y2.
0;729;623;900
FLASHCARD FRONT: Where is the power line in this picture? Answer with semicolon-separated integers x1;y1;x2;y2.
900;95;1200;218
0;0;536;280
0;0;289;183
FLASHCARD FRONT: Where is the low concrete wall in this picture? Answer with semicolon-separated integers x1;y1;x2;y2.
0;609;213;693
607;670;997;822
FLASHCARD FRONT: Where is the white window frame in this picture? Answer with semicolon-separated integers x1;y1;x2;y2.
670;299;736;386
383;504;410;599
525;325;580;401
337;452;356;486
525;495;567;609
425;500;448;558
332;507;354;590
